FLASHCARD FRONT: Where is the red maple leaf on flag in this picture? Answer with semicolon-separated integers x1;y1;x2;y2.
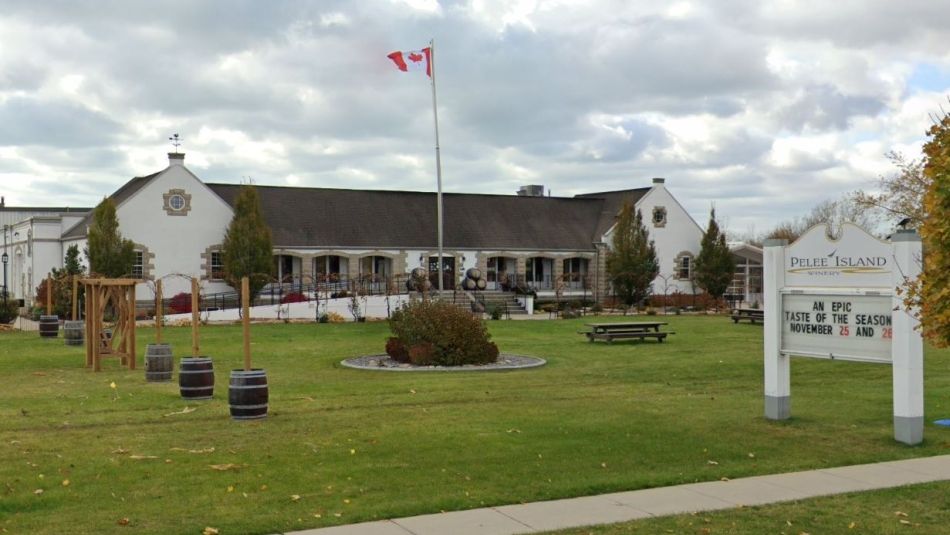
408;52;424;63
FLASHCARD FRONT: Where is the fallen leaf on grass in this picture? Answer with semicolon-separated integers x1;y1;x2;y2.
849;522;857;529
129;455;159;460
117;518;129;526
62;480;70;487
112;448;129;454
170;447;215;454
164;407;196;417
895;511;908;517
203;528;219;535
209;464;242;471
349;449;356;455
707;460;719;465
32;372;47;376
506;429;521;434
33;489;43;495
899;520;911;525
290;494;301;502
227;486;234;493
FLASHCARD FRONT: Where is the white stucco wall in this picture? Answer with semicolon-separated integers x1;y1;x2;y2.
602;182;704;297
116;159;234;299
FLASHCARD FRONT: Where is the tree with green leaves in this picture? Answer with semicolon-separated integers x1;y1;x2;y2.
52;244;87;317
221;185;274;301
908;111;950;347
693;207;736;310
85;197;136;278
606;201;658;307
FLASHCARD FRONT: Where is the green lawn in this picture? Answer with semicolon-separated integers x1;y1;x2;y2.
1;316;949;534
544;481;950;534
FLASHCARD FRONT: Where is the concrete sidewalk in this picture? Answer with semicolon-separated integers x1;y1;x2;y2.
285;455;950;535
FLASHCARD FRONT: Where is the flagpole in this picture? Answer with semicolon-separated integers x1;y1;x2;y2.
429;38;445;293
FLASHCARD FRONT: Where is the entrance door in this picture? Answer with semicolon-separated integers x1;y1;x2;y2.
428;256;455;290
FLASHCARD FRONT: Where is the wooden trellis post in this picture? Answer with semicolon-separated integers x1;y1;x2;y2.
71;275;79;321
243;276;251;371
46;273;53;315
81;278;138;372
190;277;200;357
155;279;163;344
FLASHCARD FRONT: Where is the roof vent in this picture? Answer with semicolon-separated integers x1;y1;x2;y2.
517;185;545;197
652;177;665;184
168;152;185;166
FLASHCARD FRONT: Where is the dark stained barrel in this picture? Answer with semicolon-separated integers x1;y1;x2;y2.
475;278;487;291
39;315;59;338
145;344;174;382
179;357;214;400
462;278;476;291
228;369;268;420
465;268;482;280
63;320;84;346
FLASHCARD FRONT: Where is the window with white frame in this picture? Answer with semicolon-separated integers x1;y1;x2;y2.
674;252;693;280
652;206;667;228
210;251;224;280
132;251;144;279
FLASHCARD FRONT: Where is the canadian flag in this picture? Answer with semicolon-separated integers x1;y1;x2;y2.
387;48;432;77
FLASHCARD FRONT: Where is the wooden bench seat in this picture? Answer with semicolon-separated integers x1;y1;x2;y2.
731;309;764;324
580;330;675;343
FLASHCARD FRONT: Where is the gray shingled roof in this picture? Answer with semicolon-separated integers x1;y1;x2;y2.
575;188;651;239
208;184;607;251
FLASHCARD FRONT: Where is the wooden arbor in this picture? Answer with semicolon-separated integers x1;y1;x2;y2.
82;278;137;372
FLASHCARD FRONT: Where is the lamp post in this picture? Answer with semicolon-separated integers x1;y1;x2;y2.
2;225;8;302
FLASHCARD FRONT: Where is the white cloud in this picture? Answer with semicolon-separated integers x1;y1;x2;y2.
0;0;946;234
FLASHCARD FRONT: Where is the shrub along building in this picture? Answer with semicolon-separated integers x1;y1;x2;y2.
4;152;705;307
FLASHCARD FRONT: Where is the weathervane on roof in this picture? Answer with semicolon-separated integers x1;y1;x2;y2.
168;133;183;153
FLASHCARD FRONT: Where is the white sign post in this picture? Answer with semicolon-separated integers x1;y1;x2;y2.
763;224;923;445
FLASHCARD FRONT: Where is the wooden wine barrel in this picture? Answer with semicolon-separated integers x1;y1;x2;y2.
179;357;214;400
228;369;268;420
39;315;59;338
465;268;482;281
63;320;84;346
145;344;174;382
410;267;427;279
475;278;487;291
462;278;476;291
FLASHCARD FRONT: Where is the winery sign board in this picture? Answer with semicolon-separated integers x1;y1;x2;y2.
763;223;923;445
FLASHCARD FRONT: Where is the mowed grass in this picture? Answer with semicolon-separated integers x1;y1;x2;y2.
545;481;950;534
1;315;949;534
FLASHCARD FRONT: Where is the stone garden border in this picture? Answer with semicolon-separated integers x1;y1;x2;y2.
341;353;546;372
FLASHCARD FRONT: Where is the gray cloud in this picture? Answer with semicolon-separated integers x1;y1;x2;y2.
0;0;945;235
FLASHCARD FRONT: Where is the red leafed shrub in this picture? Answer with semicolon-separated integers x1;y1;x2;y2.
385;337;410;363
388;299;499;366
169;292;192;314
281;292;308;304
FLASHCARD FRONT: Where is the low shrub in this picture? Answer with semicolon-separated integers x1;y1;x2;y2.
326;312;346;323
561;307;580;319
0;299;17;324
590;303;603;313
389;299;499;366
281;292;308;304
385;337;410;362
489;306;503;320
318;314;329;323
169;292;192;314
646;308;658;316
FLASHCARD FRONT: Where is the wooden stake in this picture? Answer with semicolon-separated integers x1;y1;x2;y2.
71;275;78;321
242;276;251;371
46;273;52;315
191;277;200;357
129;283;136;370
155;279;163;344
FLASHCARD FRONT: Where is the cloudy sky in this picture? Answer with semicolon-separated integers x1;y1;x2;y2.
1;0;948;235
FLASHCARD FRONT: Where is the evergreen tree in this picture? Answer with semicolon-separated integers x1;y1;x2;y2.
53;245;87;318
693;207;736;309
64;244;85;276
221;185;274;300
606;201;659;307
85;197;136;278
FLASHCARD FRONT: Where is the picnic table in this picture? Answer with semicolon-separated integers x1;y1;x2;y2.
731;308;764;324
579;321;674;344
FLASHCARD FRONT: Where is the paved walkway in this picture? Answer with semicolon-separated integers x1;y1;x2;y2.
285;455;950;535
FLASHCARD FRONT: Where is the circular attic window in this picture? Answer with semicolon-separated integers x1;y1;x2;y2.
169;194;186;211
